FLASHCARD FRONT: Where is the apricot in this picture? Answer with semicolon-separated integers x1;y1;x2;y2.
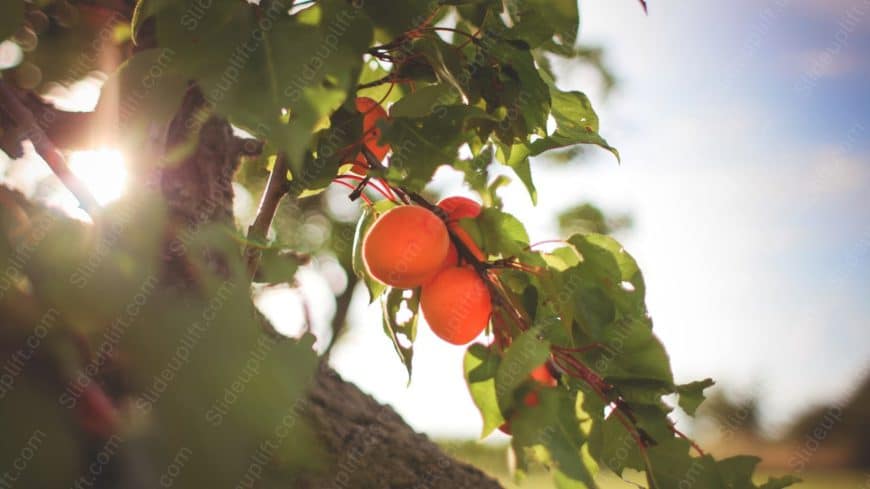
530;363;558;387
363;205;449;288
352;97;390;174
497;392;540;435
438;196;481;221
498;362;557;435
421;267;492;345
436;196;485;265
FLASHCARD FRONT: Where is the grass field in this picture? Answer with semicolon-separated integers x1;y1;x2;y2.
440;441;868;488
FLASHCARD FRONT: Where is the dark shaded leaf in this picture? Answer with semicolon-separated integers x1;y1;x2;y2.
676;378;715;416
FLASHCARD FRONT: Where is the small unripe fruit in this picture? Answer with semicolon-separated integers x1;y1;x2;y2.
498;363;556;435
363;206;449;288
421;267;491;345
530;363;558;387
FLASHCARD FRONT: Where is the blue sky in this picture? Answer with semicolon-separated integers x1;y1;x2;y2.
318;0;870;438
570;0;870;428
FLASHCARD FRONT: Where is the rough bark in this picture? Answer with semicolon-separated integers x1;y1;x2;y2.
294;365;502;489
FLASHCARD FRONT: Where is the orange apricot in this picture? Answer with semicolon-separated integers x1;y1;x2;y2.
530;363;558;387
438;196;481;220
438;241;460;272
352;97;390;173
437;196;485;263
421;267;492;345
498;362;557;435
362;206;449;288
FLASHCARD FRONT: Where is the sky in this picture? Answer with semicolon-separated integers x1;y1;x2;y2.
1;0;867;441
322;0;870;439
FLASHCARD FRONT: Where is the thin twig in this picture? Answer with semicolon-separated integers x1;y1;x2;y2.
245;153;290;278
323;274;358;358
0;80;100;216
669;423;706;456
358;75;410;90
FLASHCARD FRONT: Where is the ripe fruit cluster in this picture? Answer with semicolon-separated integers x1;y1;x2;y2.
352;97;390;174
362;197;491;345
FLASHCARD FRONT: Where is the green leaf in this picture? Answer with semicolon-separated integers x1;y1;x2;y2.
117;221;324;486
255;248;303;285
383;105;495;192
645;439;719;489
676;378;715;416
463;343;505;437
358;59;406;105
358;0;439;37
381;287;419;382
496;143;538;204
567;233;646;319
389;83;460;118
585;316;674;386
559;203;614;235
415;37;470;101
541;85;618;159
0;372;81;488
152;0;374;172
495;325;550;413
453;145;494;204
476;207;530;257
511;389;600;489
716;455;762;487
0;0;24;43
506;0;579;51
587;412;645;476
486;40;551;136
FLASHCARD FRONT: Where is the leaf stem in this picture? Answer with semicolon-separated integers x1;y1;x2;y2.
421;26;480;44
669;423;706;456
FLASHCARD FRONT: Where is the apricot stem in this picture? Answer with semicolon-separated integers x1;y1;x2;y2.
333;179;373;205
335;174;396;202
421;27;481;44
525;239;571;251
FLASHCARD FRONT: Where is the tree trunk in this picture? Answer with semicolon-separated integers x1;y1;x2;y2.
295;365;502;488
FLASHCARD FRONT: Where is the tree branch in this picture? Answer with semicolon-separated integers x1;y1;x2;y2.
0;80;100;216
245;152;291;278
323;273;358;358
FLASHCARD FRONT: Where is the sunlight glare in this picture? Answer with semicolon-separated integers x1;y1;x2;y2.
68;148;128;205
